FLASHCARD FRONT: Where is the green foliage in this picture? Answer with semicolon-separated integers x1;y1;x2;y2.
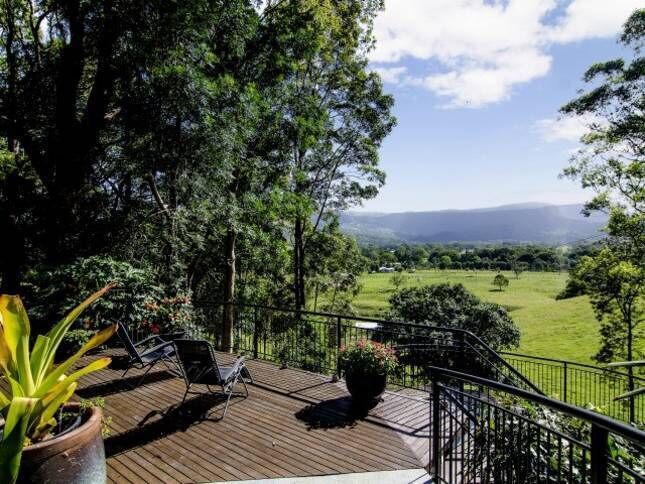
493;273;509;292
338;340;398;377
560;10;644;368
0;287;116;483
362;243;579;273
22;256;161;335
571;247;643;364
389;272;405;290
387;283;520;350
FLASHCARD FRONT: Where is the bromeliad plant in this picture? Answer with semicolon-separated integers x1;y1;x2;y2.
0;284;117;483
338;340;398;377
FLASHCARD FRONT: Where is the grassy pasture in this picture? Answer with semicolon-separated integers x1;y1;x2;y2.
352;270;600;364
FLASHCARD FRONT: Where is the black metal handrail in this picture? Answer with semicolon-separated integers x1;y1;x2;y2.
502;351;644;423
196;301;541;393
428;366;645;483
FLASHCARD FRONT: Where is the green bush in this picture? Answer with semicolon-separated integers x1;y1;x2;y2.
23;256;194;336
387;283;520;350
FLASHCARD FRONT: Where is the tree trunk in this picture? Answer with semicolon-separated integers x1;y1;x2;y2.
293;217;306;311
222;229;237;352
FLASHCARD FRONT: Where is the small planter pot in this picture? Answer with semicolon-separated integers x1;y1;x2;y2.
345;371;387;408
18;403;106;484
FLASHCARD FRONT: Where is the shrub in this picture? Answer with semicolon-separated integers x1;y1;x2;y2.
387;283;520;350
338;340;398;376
493;273;509;291
23;256;194;335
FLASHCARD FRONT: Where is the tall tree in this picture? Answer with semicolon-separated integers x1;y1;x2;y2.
560;9;644;406
273;0;395;310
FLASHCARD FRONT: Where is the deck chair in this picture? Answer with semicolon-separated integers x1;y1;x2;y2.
117;324;181;386
173;339;253;419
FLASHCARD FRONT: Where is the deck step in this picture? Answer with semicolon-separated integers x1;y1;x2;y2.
221;468;430;483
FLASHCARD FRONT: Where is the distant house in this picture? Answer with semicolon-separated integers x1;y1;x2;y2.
379;266;395;273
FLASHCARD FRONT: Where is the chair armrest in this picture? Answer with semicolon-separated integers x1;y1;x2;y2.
134;334;165;348
139;340;175;358
229;355;247;375
158;331;186;341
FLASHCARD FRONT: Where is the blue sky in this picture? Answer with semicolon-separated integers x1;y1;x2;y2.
359;0;640;212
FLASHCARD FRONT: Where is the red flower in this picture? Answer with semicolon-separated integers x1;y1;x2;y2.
151;324;161;334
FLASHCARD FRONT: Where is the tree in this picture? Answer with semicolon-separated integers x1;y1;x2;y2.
560;9;644;404
439;255;452;270
493;273;509;291
512;261;528;279
390;272;405;291
387;283;520;350
274;0;395;310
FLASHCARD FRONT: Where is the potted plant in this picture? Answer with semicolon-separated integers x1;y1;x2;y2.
0;284;117;483
338;340;398;408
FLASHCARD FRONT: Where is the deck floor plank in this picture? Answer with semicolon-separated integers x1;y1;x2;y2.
70;348;430;482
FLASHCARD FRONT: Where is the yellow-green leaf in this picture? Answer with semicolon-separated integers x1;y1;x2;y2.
36;325;117;398
0;397;37;483
42;358;110;407
40;284;115;379
0;295;33;395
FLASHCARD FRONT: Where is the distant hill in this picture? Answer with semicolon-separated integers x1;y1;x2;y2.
340;203;606;245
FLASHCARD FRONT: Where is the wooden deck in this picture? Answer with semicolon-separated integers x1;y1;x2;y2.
74;349;430;483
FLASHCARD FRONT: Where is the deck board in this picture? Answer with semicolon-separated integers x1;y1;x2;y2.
71;348;430;483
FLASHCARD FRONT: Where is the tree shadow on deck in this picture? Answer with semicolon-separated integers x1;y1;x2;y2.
295;396;377;430
104;393;245;457
76;370;176;399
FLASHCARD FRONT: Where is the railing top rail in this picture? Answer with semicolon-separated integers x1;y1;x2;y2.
501;351;645;381
429;366;645;443
200;300;544;394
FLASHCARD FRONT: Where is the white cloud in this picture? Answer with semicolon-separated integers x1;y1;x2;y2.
534;114;604;142
372;66;407;84
372;0;642;107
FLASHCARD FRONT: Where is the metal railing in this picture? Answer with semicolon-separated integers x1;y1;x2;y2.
428;367;645;483
503;352;645;424
123;302;645;483
194;302;541;393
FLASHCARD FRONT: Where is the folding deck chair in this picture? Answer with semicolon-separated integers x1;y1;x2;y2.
173;339;253;419
116;324;181;386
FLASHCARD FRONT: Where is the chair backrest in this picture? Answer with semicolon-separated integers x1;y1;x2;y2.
116;324;143;364
173;339;222;385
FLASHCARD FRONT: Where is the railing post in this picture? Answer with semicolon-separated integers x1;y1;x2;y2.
431;378;441;482
252;306;259;359
563;361;568;403
590;424;608;484
333;315;342;382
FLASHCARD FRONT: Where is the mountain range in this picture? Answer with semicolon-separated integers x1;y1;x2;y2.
339;203;607;245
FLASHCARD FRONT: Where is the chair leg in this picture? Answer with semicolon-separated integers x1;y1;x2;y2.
221;384;235;420
136;362;157;387
181;384;191;405
241;376;249;397
122;366;131;378
243;365;254;384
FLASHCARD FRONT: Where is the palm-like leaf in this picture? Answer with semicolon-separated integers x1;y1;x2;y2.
0;285;116;483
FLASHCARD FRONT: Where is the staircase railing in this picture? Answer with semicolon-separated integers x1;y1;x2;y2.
428;367;645;483
502;352;645;424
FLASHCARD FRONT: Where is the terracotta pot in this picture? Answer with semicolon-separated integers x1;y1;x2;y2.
345;371;387;407
18;403;106;484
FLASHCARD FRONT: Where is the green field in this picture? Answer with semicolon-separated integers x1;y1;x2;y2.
352;270;600;364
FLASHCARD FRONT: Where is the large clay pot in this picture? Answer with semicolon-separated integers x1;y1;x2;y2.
18;403;106;484
345;371;387;407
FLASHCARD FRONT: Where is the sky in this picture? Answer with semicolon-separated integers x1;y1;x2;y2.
359;0;642;213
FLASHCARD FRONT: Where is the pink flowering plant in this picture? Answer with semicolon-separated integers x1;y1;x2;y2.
338;340;398;377
141;292;193;334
